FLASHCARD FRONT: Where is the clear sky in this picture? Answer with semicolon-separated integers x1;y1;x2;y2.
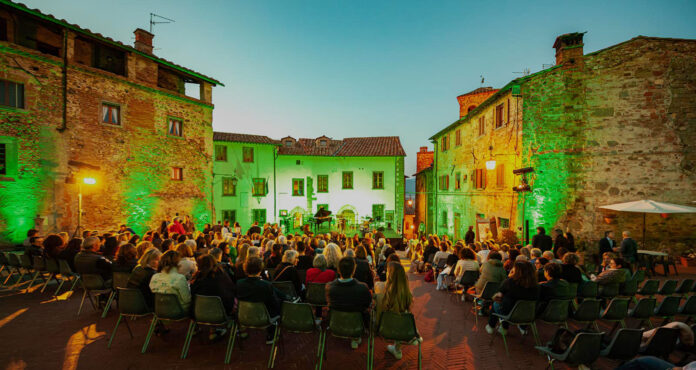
23;0;696;174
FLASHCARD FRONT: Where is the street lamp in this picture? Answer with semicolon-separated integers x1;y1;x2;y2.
485;145;496;170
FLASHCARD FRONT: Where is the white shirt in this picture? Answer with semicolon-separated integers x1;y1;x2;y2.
477;250;490;263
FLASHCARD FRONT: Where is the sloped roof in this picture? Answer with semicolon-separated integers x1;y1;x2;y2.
213;132;280;145
1;0;223;86
334;137;406;157
457;86;497;97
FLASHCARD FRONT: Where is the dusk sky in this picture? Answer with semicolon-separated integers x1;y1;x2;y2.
24;0;696;174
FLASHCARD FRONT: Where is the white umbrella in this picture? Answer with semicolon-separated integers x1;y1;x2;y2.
599;199;696;247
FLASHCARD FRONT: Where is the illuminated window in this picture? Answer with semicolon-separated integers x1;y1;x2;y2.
171;167;183;181
292;178;304;196
342;171;353;189
222;177;236;196
372;171;384;189
478;116;485;136
252;209;266;224
372;204;385;221
455;129;461;146
317;175;328;193
455;172;461;190
252;178;266;196
102;103;120;125
0;80;24;109
215;145;227;161
499;217;510;229
168;118;183;137
222;210;236;223
474;168;486;189
495;103;504;128
243;147;254;163
496;163;505;187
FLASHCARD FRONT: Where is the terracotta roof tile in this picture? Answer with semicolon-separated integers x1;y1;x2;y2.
213;132;280;145
334;137;406;157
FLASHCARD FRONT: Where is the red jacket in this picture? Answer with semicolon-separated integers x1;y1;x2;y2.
306;268;336;284
168;220;186;235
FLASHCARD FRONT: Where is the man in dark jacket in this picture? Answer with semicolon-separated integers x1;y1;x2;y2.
616;231;638;265
327;257;372;349
598;231;615;256
25;236;45;261
74;236;112;282
538;263;571;307
553;229;568;254
464;226;476;245
247;222;262;236
532;227;553;252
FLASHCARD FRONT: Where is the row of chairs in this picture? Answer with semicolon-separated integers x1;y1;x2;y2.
0;253;81;297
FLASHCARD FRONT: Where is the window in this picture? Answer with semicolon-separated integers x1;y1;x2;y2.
0;142;5;175
0;80;25;109
0;18;7;41
342;171;353;189
496;163;505;187
222;177;236;196
438;175;449;191
93;43;126;76
284;140;293;147
222;210;236;223
171;167;183;181
102;103;120;125
441;210;448;227
215;145;227;161
319;140;327;147
243;147;254;163
372;204;385;221
495;103;504;129
455;172;461;190
474;169;486;189
478;116;485;136
499;217;510;229
455;129;461;147
372;171;384;189
252;178;266;196
252;209;266;224
317;175;328;193
168;118;182;137
292;178;304;196
440;135;449;151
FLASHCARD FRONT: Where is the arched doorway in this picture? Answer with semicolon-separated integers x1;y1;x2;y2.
336;204;358;230
289;206;306;229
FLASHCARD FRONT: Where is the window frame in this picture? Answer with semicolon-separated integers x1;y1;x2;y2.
252;209;267;224
214;145;228;162
372;171;384;190
0;137;18;178
252;177;266;197
342;171;353;189
474;168;486;189
222;176;236;196
243;146;254;163
455;172;461;190
0;79;25;110
496;163;505;188
171;167;183;181
372;204;385;221
221;210;236;223
292;178;305;196
495;103;505;129
101;101;122;127
477;115;485;137
455;129;461;147
167;116;183;137
317;174;328;193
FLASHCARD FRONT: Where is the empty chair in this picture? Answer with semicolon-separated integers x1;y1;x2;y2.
7;253;26;289
141;293;191;354
19;254;40;292
619;278;638;298
600;328;643;362
637;279;660;298
578;281;598;299
181;295;235;364
26;255;47;293
679;295;696;323
272;281;298;300
598;283;620;299
102;272;131;318
571;299;601;332
600;298;629;334
56;259;80;297
471;281;500;325
230;301;278;368
640;327;680;360
658;280;678;296
490;300;540;356
0;253;9;280
629;298;657;328
372;311;423;370
675;279;695;297
653;296;681;325
538;299;571;329
320;310;370;368
40;257;61;294
107;288;153;348
271;302;323;369
535;332;604;370
77;274;112;316
632;270;646;284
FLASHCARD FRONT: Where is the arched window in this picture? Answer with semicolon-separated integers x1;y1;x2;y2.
467;105;477;113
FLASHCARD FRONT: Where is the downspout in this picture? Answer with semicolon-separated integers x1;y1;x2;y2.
433;140;438;235
273;146;278;224
57;28;68;132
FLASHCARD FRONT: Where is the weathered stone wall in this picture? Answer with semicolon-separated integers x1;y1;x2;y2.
456;89;498;118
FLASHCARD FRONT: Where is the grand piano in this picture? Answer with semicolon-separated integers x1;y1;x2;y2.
310;207;333;232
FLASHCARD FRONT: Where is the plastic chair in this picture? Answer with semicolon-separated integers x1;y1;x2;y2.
19;254;40;292
0;253;9;281
679;295;696;323
26;255;48;293
658;280;678;296
471;281;499;325
230;301;278;368
102;272;131;318
306;283;328;307
629;297;657;328
372;312;422;370
538;299;571;329
571;299;601;332
600;328;643;361
272;301;323;369
56;259;81;298
632;270;646;284
458;270;479;298
653;296;681;325
578;281;598;299
77;274;112;316
40;257;61;294
637;279;660;298
675;279;695;297
142;293;190;354
7;253;26;289
598;283;620;299
107;288;153;348
490;300;540;356
619;278;638;298
535;332;604;370
272;281;298;300
600;298;629;334
639;327;680;360
567;283;579;298
181;295;235;363
320;310;370;369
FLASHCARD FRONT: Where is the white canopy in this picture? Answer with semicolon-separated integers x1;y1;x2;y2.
599;199;696;214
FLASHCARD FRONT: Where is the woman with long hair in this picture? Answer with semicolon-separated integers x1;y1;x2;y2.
378;262;416;360
43;234;66;258
486;261;539;335
149;250;191;311
191;254;235;314
112;243;138;273
176;243;197;280
323;243;343;271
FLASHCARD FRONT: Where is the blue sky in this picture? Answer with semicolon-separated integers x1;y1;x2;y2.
24;0;696;174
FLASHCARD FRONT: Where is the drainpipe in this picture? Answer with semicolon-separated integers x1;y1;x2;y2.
273;146;278;224
57;29;68;132
433;140;438;235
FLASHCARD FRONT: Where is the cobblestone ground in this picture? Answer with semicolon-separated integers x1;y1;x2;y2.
0;258;693;370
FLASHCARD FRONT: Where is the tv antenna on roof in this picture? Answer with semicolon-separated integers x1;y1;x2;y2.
513;68;531;77
150;13;175;33
480;75;485;86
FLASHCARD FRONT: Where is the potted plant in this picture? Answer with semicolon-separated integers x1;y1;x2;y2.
677;243;696;267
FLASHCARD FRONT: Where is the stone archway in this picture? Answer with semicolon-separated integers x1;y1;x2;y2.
337;204;358;227
289;206;306;228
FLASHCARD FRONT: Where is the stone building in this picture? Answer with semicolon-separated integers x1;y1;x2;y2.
428;32;696;248
213;132;406;234
0;1;221;244
413;146;434;235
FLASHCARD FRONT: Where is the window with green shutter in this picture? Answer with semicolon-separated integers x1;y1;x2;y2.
372;171;384;189
372;204;385;221
221;210;236;223
252;209;266;224
243;147;254;163
215;145;227;161
222;177;236;196
317;175;328;193
252;178;266;196
342;171;353;189
292;178;304;196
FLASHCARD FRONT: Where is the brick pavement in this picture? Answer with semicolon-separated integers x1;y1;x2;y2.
1;260;694;369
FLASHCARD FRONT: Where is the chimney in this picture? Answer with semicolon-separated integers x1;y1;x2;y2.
553;32;585;67
419;146;428;153
416;146;434;173
134;28;154;55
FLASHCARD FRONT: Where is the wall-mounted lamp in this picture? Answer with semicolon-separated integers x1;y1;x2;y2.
485;146;496;170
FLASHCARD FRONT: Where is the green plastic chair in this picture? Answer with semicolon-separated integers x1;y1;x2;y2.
600;298;629;333
629;297;656;328
56;259;81;298
320;310;369;369
0;253;9;281
471;281;499;325
26;255;48;294
490;300;540;356
181;295;235;363
535;332;604;370
107;288;153;348
675;279;695;297
639;327;680;360
632;270;646;284
142;293;190;354
598;283;620;299
372;312;422;370
599;328;643;361
77;274;112;316
578;281;598;299
637;279;660;298
102;272;131;318
272;301;323;369
40;257;61;294
19;254;39;292
272;281;298;300
7;253;26;289
658;280;678;296
619;278;638;298
230;301;278;368
307;283;328;307
679;295;696;322
653;296;681;325
571;298;601;332
567;283;579;298
538;299;571;329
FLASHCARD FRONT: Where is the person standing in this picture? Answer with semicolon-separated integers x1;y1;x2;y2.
532;227;553;252
599;231;615;256
464;226;476;245
615;231;638;266
553;229;568;254
564;228;576;252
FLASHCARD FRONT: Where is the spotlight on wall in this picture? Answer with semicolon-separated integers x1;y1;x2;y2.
83;177;97;185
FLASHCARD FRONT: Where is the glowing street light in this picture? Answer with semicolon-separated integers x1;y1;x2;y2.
83;177;97;185
77;176;97;235
485;160;496;170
